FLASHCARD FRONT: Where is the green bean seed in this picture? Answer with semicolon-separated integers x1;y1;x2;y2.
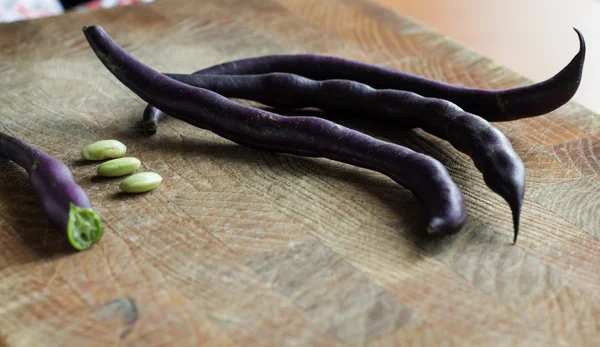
119;172;162;193
81;140;127;161
97;157;141;177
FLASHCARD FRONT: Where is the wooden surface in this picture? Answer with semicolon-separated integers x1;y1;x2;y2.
1;0;600;345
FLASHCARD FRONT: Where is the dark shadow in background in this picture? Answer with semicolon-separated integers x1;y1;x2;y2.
60;0;92;11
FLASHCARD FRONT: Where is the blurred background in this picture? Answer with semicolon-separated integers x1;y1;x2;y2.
380;0;600;113
2;0;598;113
0;0;152;22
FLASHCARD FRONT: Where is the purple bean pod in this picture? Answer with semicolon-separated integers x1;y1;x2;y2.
0;132;104;250
143;28;584;130
164;72;525;243
83;25;467;235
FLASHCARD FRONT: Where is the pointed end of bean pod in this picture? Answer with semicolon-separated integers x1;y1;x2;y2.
571;27;586;74
484;179;524;244
496;178;523;244
512;203;521;245
495;27;586;120
67;203;104;251
495;179;523;244
480;147;525;244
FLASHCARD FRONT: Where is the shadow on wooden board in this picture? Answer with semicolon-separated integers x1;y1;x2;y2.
0;160;76;260
0;104;466;265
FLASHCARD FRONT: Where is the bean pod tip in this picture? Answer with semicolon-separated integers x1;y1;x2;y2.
142;120;158;136
512;205;521;244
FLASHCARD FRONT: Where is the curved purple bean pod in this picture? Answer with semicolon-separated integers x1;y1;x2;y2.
164;73;525;243
83;25;467;235
0;132;104;250
143;28;584;130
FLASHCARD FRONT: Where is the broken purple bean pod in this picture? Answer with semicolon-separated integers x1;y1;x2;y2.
164;72;525;243
143;27;584;133
0;131;103;250
83;24;467;235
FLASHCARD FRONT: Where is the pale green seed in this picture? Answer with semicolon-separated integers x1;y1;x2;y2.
96;157;141;177
119;172;163;193
81;140;127;161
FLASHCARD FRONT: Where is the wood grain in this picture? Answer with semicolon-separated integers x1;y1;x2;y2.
0;0;599;345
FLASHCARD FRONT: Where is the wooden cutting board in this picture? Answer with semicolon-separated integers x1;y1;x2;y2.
1;0;599;345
